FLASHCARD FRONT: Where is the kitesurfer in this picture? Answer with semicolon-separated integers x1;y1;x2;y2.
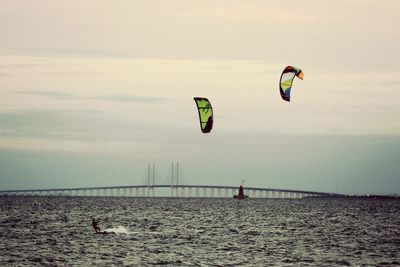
92;218;100;233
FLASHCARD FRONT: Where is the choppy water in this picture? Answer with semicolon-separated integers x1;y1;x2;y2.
1;197;399;266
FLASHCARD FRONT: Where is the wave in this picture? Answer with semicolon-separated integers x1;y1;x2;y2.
102;225;130;234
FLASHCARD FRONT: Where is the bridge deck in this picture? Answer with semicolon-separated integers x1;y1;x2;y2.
0;184;338;196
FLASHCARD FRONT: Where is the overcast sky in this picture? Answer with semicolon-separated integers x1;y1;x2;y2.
0;1;399;194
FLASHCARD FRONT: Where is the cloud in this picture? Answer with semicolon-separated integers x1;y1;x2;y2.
16;90;77;100
0;63;41;69
34;71;109;76
0;108;178;144
15;90;169;103
95;94;168;103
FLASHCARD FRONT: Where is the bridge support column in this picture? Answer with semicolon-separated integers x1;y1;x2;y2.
211;188;214;198
196;188;199;197
203;188;207;198
189;187;192;198
218;188;221;198
224;188;228;198
181;187;185;197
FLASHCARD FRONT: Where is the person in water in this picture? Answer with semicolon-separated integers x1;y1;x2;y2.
92;218;100;233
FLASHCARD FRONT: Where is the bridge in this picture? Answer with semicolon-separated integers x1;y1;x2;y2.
0;163;340;198
0;184;338;198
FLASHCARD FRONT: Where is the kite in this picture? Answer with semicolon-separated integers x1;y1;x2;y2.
193;97;213;133
279;66;304;102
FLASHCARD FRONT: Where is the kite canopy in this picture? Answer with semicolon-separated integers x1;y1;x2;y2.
193;97;213;133
279;66;304;102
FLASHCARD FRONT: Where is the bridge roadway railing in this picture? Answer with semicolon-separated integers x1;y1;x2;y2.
0;184;339;198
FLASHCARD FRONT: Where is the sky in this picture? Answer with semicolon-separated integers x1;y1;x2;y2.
0;1;399;194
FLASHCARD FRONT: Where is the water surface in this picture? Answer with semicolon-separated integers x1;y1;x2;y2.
1;197;399;266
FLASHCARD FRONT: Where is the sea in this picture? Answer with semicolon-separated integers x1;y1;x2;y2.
0;197;399;266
